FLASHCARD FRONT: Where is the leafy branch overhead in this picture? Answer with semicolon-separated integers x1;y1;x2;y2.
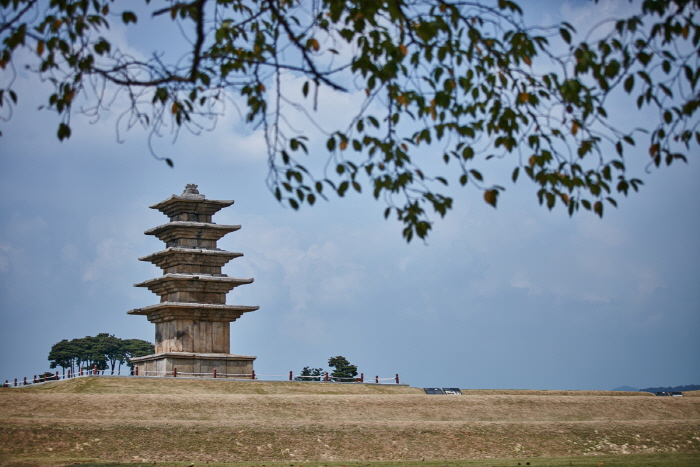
1;0;698;240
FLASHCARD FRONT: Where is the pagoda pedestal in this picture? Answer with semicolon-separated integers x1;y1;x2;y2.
128;184;258;378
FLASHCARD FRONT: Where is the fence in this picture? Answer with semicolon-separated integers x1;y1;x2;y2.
288;371;400;384
3;366;402;387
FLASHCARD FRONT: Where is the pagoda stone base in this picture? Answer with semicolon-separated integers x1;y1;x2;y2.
131;352;256;378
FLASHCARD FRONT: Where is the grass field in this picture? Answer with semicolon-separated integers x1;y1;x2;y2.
1;377;698;467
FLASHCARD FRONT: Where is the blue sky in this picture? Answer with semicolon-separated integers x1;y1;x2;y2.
0;0;698;390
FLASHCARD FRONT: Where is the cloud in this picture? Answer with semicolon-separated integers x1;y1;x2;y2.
242;215;366;312
82;237;134;282
0;241;17;273
60;244;79;263
559;0;638;36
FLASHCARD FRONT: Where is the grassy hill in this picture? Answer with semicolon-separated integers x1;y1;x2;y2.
1;377;699;465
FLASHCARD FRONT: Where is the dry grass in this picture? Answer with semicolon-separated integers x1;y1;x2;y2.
12;377;424;395
1;377;699;466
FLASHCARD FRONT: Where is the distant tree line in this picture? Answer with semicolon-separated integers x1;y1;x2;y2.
48;333;154;376
640;384;700;393
296;356;359;382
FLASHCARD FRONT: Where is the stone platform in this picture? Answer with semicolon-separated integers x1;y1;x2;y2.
132;352;256;378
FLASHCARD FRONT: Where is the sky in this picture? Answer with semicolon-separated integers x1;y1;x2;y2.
0;0;698;390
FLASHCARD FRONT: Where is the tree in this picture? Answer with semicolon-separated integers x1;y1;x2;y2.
90;333;121;375
76;335;110;372
48;336;104;373
48;339;78;376
123;338;155;372
2;1;698;240
295;366;326;381
328;355;358;381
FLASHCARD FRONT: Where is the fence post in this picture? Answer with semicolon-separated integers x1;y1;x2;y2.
395;374;399;384
289;371;293;381
251;370;255;380
325;372;329;382
173;367;177;377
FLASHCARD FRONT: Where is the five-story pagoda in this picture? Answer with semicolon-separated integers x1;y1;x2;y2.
128;184;258;377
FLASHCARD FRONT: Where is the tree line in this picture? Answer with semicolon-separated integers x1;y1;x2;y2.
48;333;154;376
297;356;359;382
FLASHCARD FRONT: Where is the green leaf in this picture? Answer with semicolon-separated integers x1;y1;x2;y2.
662;60;671;74
593;201;603;217
623;75;634;93
560;28;572;44
122;11;137;24
57;123;71;140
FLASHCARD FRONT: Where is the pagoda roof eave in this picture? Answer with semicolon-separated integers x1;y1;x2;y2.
144;221;241;236
138;247;243;262
134;274;254;288
150;195;234;210
127;302;259;316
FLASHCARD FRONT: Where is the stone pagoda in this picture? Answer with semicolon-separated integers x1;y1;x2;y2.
128;184;258;377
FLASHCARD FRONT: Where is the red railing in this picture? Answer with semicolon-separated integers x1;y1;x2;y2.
4;367;401;386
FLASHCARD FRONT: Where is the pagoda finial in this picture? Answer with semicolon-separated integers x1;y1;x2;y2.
181;183;205;200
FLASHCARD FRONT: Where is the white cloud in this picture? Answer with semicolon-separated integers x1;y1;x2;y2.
559;0;637;37
243;215;366;313
60;244;79;263
82;237;134;282
0;241;17;273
